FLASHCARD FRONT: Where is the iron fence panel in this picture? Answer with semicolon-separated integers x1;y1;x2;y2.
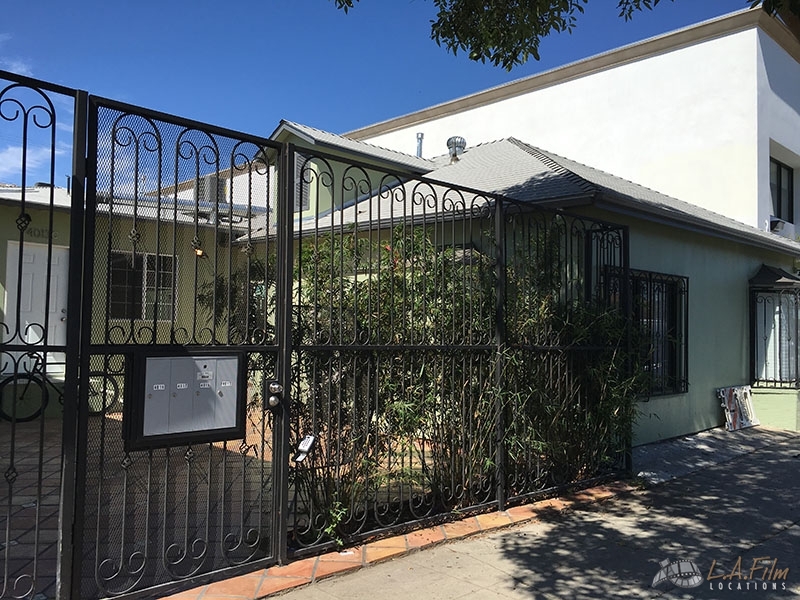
286;147;631;551
78;98;288;598
0;70;82;600
0;68;634;598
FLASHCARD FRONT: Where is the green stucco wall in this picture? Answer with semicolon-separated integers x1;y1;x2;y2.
0;202;243;346
751;387;800;431
583;207;798;445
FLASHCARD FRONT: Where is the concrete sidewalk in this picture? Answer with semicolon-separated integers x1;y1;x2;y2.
269;427;800;599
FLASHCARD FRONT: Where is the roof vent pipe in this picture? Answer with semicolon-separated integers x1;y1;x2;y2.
447;136;466;163
416;132;424;158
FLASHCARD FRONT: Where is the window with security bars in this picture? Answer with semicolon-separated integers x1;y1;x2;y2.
109;251;177;321
629;269;689;396
752;290;799;386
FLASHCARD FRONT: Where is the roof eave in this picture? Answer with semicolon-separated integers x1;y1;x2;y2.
592;193;800;257
273;121;433;176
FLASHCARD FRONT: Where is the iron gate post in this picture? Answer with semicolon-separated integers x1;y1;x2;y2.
494;197;508;511
621;226;633;475
68;94;101;599
59;88;88;600
273;143;295;564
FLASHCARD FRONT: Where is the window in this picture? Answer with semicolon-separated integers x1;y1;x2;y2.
750;265;800;387
295;155;311;212
629;269;689;396
109;252;177;320
752;290;798;385
770;158;794;223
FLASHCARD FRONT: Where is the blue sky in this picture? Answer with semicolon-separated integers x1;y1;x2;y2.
0;0;756;183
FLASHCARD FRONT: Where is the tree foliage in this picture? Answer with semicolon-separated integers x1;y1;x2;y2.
332;0;800;70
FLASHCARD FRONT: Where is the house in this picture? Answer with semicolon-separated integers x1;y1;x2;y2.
264;121;800;445
329;8;800;442
3;21;800;593
346;9;800;238
0;180;264;373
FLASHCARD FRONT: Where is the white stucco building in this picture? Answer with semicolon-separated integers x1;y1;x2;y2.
347;9;800;240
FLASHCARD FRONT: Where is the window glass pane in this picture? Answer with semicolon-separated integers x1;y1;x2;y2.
110;251;175;321
142;253;177;321
109;252;143;319
770;159;794;222
770;160;780;217
780;164;792;223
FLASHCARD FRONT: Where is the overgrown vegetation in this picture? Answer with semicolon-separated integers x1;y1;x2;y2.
287;217;643;548
197;213;642;548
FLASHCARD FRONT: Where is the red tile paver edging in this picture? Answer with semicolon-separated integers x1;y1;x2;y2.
159;480;637;600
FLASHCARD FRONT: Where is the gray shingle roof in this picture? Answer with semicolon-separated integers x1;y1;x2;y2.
423;138;800;256
273;120;434;173
254;122;800;256
425;139;594;202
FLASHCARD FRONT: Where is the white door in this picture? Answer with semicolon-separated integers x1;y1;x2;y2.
3;241;70;378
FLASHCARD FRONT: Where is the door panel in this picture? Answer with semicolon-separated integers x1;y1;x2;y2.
3;241;69;376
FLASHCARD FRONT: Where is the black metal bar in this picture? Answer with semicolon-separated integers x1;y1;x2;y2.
494;197;507;511
88;95;280;154
749;289;757;385
273;143;294;564
58;87;88;600
621;226;633;474
69;94;102;599
584;230;594;304
0;68;78;98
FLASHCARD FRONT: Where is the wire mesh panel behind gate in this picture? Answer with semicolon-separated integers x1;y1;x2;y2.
78;98;287;598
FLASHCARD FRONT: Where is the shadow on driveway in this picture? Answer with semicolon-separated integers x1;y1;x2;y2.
495;429;800;598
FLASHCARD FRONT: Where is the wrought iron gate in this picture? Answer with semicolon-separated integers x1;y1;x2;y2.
70;98;293;598
0;69;633;600
0;72;85;600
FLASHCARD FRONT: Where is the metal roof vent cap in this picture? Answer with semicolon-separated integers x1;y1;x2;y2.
447;136;466;162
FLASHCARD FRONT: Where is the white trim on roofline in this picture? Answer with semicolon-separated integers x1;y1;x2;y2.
345;9;800;141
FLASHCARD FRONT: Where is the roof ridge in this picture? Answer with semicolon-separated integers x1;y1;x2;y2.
507;138;598;197
282;120;435;166
428;137;515;161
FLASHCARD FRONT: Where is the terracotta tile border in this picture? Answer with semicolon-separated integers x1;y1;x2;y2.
160;480;637;600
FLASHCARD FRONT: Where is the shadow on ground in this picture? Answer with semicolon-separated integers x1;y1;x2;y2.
495;429;800;598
